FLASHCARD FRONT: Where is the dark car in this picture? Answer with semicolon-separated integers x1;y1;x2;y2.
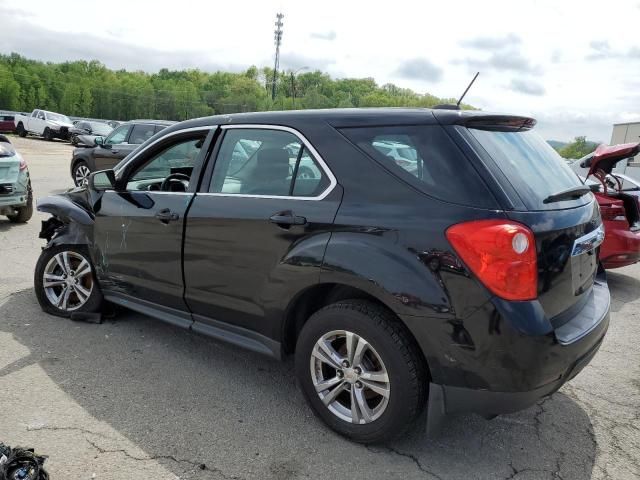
0;115;16;133
35;109;610;443
69;121;114;146
69;120;175;186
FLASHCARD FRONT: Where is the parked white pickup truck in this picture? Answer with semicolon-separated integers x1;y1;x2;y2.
14;109;73;141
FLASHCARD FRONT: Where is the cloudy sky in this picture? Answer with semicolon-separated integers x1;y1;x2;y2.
1;0;639;142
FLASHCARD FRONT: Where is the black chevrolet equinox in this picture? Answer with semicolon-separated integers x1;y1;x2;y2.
35;108;610;443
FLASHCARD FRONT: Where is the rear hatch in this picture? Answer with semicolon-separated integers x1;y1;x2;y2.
0;142;21;191
453;116;603;322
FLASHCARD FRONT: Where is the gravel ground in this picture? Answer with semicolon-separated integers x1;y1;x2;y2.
0;135;638;479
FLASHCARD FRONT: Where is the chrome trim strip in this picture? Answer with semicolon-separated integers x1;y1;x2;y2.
571;224;605;257
114;126;213;176
208;124;337;201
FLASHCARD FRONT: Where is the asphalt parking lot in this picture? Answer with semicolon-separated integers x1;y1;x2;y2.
0;136;639;479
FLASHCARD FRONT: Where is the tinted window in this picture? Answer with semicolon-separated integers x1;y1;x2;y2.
469;128;587;210
105;124;131;145
209;129;329;197
89;122;113;136
129;124;156;144
340;125;495;207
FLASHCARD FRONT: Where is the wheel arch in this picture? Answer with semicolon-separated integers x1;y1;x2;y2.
281;282;430;377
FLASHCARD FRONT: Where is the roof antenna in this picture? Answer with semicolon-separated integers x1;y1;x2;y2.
457;72;480;108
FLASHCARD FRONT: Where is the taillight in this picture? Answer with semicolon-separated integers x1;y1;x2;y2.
446;219;537;301
19;156;27;171
600;203;626;222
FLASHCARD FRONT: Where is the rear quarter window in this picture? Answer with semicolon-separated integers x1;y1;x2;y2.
339;125;497;208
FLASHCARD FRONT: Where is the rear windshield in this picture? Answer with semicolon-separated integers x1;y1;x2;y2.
468;128;588;210
339;125;497;208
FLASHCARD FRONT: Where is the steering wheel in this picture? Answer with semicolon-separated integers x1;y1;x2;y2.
160;173;190;192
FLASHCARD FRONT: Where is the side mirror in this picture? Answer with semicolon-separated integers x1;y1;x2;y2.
94;136;104;146
88;169;116;192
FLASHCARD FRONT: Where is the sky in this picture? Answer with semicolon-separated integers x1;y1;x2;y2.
1;0;639;142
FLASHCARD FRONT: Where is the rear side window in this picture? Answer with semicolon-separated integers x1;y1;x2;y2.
468;129;587;210
340;125;496;207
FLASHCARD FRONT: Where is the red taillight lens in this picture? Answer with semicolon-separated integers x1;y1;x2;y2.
446;219;537;301
19;156;27;171
600;203;626;222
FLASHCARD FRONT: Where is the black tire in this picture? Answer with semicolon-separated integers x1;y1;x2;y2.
295;299;428;443
43;127;53;141
34;244;103;318
17;123;27;137
7;182;33;223
71;134;78;145
72;160;91;187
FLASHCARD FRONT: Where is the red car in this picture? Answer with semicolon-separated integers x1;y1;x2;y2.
0;115;15;133
580;142;640;268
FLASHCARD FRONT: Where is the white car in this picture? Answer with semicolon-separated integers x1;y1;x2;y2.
14;109;73;141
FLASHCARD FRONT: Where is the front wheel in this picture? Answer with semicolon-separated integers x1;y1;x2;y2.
43;127;53;141
295;300;428;443
34;244;103;317
72;161;91;186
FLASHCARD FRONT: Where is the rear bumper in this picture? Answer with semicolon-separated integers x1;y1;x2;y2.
0;192;28;208
424;277;610;426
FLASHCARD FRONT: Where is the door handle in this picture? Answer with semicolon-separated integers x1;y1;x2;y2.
111;150;119;154
269;211;307;227
155;208;179;224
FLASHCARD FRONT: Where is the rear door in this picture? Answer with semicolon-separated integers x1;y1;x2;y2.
457;125;603;320
183;125;341;338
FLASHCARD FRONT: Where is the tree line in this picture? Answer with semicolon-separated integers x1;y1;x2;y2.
0;53;469;121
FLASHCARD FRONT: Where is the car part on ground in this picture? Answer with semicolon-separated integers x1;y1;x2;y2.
69;120;175;186
0;442;49;480
37;108;610;443
0;135;33;223
579;142;640;268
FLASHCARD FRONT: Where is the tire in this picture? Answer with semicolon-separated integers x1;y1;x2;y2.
43;127;53;141
17;123;27;137
71;134;78;146
72;161;91;186
7;182;33;223
34;244;103;318
295;299;428;443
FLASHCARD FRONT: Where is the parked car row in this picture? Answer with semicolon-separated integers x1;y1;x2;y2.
35;107;611;443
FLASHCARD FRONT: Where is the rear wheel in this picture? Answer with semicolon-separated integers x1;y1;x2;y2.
34;244;103;317
295;300;428;443
17;123;27;137
72;161;91;186
7;182;33;223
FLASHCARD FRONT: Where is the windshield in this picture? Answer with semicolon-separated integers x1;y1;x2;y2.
46;112;71;123
89;122;113;136
469;128;588;210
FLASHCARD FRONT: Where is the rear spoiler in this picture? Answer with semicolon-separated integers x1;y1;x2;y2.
457;115;536;132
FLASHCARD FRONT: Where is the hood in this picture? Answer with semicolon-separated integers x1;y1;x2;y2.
580;142;640;177
76;134;98;146
49;120;73;128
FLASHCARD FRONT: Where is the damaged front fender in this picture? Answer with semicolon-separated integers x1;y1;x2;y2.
37;192;95;248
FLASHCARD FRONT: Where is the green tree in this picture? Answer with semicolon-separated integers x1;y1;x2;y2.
558;136;598;159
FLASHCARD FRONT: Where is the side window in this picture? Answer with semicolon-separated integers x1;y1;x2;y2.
105;124;131;145
129;124;156;144
209;128;329;197
37;111;46;120
126;136;205;191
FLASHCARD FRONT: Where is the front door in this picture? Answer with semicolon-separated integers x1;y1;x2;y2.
92;128;213;321
93;124;136;171
183;126;341;339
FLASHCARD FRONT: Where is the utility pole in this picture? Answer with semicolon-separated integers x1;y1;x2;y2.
271;13;284;101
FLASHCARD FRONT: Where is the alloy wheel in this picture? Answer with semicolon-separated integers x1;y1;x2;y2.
310;330;390;424
43;250;94;311
74;164;91;186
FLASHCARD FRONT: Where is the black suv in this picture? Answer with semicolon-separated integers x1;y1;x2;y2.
35;109;609;443
69;119;175;186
